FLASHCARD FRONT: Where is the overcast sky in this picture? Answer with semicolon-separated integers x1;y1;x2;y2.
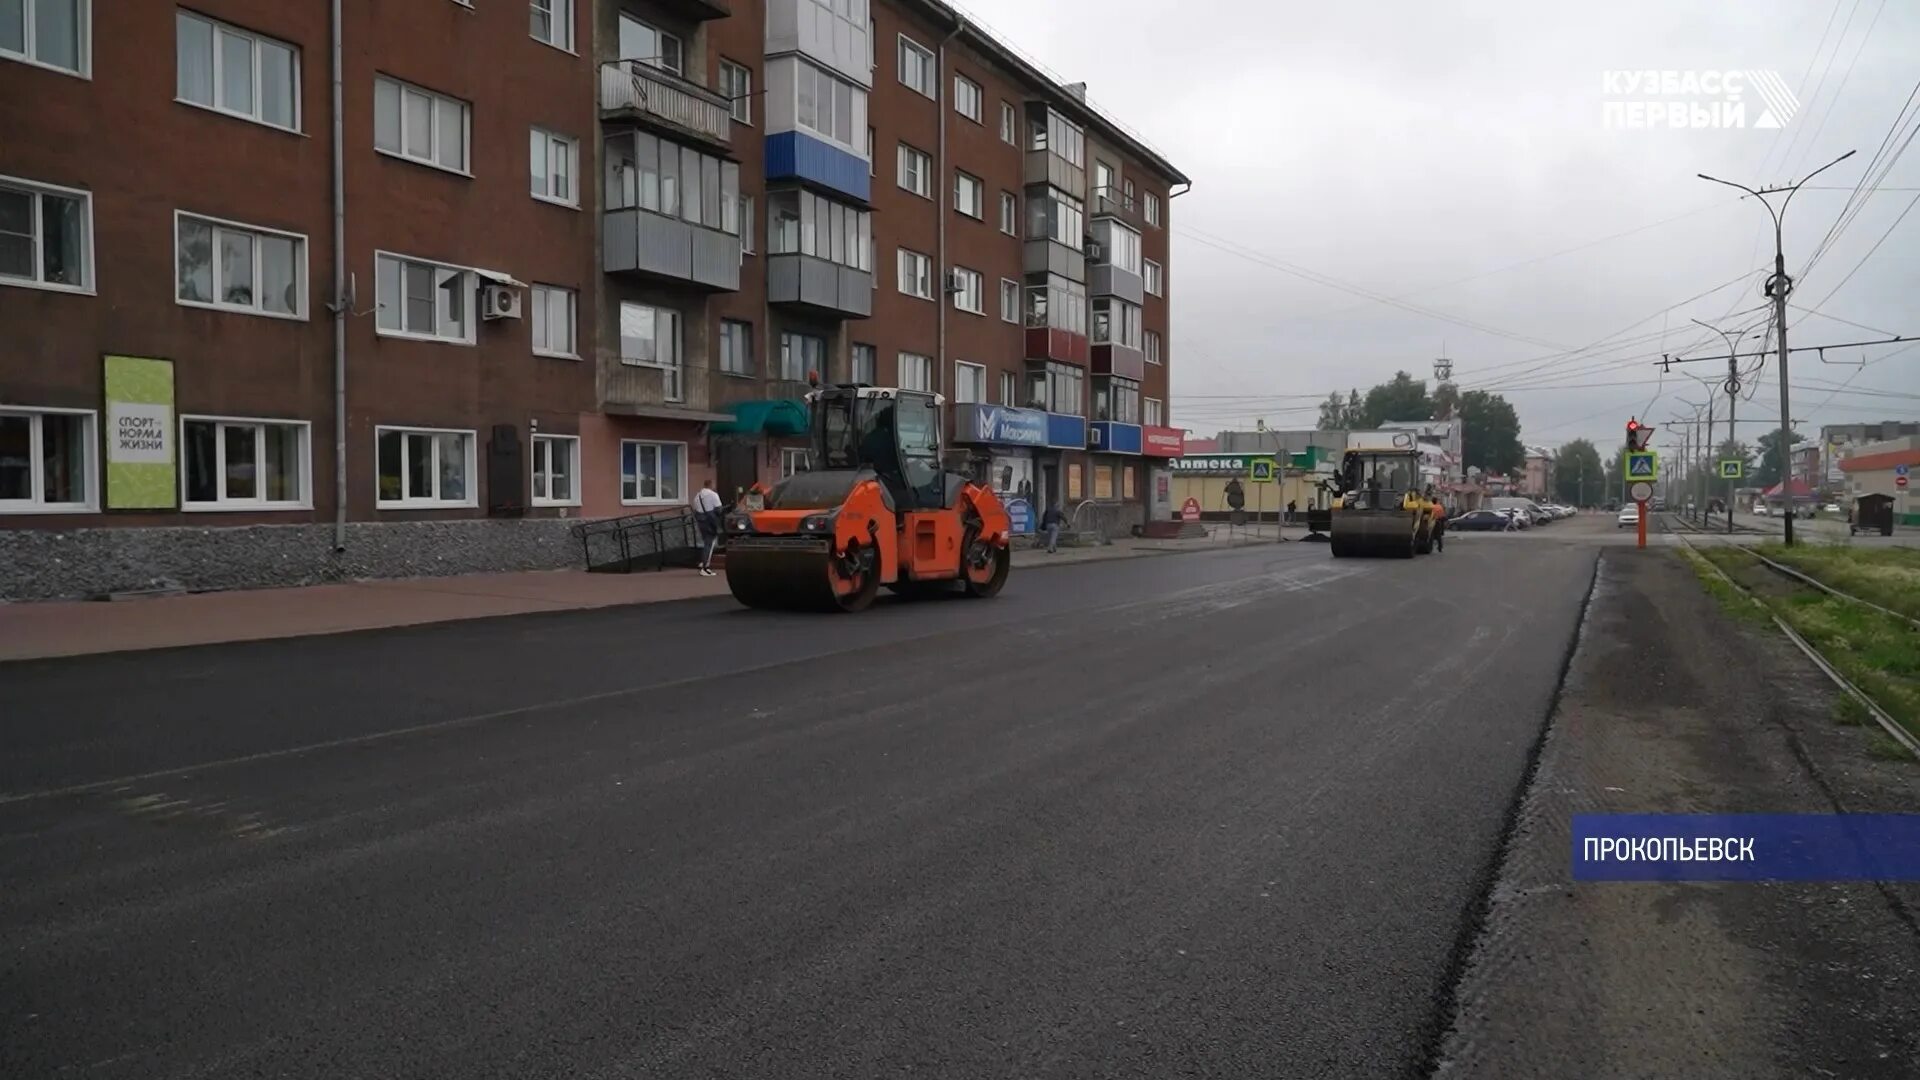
955;0;1920;452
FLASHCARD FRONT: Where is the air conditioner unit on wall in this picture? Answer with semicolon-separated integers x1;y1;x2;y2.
1085;241;1104;262
481;283;522;320
945;269;966;294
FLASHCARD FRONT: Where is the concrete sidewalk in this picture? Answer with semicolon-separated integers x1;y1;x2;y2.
0;534;1265;662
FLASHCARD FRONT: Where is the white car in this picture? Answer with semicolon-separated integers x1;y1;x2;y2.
1753;504;1770;517
1617;505;1640;529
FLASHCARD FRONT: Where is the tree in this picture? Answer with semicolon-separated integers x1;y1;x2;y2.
1432;381;1460;420
1752;427;1806;488
1360;371;1433;427
1345;389;1363;427
1317;392;1348;430
1458;390;1524;476
1605;443;1627;501
1553;439;1605;506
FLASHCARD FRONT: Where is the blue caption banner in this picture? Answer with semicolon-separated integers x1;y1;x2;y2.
1573;814;1920;881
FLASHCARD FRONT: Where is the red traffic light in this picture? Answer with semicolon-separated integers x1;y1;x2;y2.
1627;418;1641;432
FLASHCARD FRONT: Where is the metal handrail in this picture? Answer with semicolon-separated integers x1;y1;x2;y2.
572;505;700;573
597;60;732;145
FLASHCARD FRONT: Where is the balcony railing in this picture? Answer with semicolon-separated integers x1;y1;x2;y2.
599;60;732;149
603;359;709;412
1091;185;1141;226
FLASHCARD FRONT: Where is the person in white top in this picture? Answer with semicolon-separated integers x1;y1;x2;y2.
692;480;725;576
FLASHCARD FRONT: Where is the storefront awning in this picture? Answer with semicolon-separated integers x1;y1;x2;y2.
711;398;810;436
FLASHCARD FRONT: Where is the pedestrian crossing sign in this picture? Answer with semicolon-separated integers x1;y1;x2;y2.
1249;458;1276;483
1718;459;1743;480
1626;450;1658;481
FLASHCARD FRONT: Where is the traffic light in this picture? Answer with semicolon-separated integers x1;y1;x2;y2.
1625;418;1654;450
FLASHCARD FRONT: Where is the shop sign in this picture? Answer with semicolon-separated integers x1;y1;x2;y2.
955;404;1047;447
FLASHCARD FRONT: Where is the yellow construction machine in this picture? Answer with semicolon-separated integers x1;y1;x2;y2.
1326;434;1438;558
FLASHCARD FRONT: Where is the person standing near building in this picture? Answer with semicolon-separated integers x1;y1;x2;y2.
692;479;725;577
1040;503;1067;554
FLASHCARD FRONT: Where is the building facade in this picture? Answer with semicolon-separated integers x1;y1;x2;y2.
0;0;1187;599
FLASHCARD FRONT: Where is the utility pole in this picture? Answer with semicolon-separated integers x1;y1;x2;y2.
1724;354;1738;534
1698;148;1855;546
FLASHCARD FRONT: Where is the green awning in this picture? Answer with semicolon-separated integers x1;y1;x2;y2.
711;398;809;436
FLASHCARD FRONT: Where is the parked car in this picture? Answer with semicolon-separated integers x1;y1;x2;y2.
1753;503;1770;516
1617;504;1640;529
1822;502;1842;514
1452;509;1510;531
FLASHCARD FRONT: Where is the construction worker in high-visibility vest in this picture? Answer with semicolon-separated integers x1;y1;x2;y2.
1430;492;1447;553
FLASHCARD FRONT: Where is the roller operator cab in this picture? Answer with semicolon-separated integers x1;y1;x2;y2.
1326;443;1439;558
722;385;1013;612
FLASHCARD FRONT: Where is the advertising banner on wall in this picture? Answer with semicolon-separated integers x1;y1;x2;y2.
103;354;177;509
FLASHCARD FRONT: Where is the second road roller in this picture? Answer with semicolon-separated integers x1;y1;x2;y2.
722;382;1013;612
1326;432;1439;558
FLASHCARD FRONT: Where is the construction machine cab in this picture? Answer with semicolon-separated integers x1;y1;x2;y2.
809;385;947;510
1338;449;1418;510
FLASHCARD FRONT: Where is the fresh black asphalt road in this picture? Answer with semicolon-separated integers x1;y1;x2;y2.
1;529;1598;1079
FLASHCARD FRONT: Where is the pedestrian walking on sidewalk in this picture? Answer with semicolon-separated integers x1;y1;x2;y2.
693;479;724;576
1040;504;1067;554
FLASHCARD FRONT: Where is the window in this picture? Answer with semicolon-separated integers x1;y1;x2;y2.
375;427;476;508
778;332;825;381
1145;258;1163;296
0;408;94;512
793;59;866;149
999;191;1017;235
951;266;983;314
720;319;754;375
375;253;473;343
181;417;308;509
1023;361;1083;415
999;371;1017;405
767;190;871;271
1145;398;1164;427
531;284;576;357
176;12;297;130
897;34;934;97
1124;178;1136;205
1092;217;1141;274
603;131;741;235
999;278;1019;323
175;212;305;318
954;361;986;404
897;142;930;198
954;74;981;122
1000;101;1016;144
619;302;683;400
1145;329;1162;365
3;0;86;76
374;76;469;173
620;440;685;503
780;447;811;478
1146;192;1162;227
1028;186;1085;250
1093;160;1114;201
897;248;932;299
719;59;751;123
850;343;876;384
954;170;983;219
1030;108;1084;167
740;195;755;253
897;351;933;392
1093;377;1140;424
530;434;579;506
867;127;875;175
1025;276;1088;335
529;128;578;205
530;0;573;51
1093;466;1114;500
1092;297;1142;349
0;176;91;292
618;15;681;76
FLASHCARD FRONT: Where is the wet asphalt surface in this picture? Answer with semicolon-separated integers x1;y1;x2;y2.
2;528;1598;1078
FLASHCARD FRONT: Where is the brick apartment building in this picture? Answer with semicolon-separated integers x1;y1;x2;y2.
0;0;1187;599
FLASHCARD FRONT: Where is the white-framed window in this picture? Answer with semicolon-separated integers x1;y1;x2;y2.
897;351;933;392
0;407;95;513
720;318;754;375
531;433;580;506
719;58;751;123
181;416;309;510
792;58;867;149
897;248;932;299
1145;328;1162;365
740;195;756;253
1146;191;1162;227
603;131;741;235
174;212;305;319
529;127;578;206
897;142;930;198
375;253;475;343
0;175;92;293
375;426;477;508
954;361;986;403
1145;258;1163;296
2;0;87;77
999;101;1016;144
778;332;825;381
373;75;470;174
618;14;682;76
897;34;934;97
1092;297;1142;349
1124;178;1136;205
954;74;981;122
999;277;1019;323
1145;397;1164;427
780;447;810;478
529;0;573;52
954;170;983;219
850;342;876;384
1092;217;1142;274
176;11;298;131
999;371;1017;405
530;284;576;357
951;266;983;314
999;191;1017;235
619;301;684;400
620;440;685;504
